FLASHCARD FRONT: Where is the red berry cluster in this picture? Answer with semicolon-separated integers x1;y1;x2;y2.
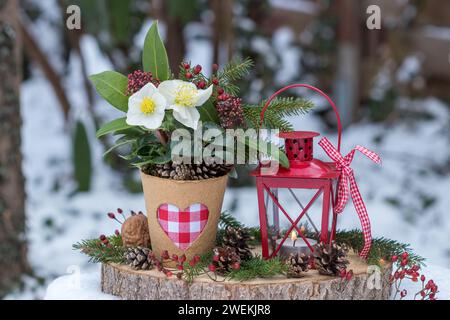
148;250;203;280
107;208;144;225
390;252;438;300
181;62;210;90
126;70;159;96
216;96;245;129
99;234;112;248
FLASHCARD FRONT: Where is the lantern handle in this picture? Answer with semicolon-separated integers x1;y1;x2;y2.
260;84;342;152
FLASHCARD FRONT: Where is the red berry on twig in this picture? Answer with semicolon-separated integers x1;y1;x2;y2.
185;72;193;79
194;65;202;74
212;63;219;72
212;78;219;85
208;264;216;272
197;81;206;89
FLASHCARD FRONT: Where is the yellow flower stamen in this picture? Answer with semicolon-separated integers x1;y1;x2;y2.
140;97;156;114
175;84;198;107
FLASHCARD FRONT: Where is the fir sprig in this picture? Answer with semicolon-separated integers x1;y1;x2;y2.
227;256;288;281
332;229;425;267
244;97;314;132
73;235;126;264
219;57;254;83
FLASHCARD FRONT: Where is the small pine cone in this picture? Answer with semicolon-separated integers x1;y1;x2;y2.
313;242;349;276
127;70;159;96
287;253;310;278
212;247;241;275
216;97;245;129
222;227;253;261
124;246;154;270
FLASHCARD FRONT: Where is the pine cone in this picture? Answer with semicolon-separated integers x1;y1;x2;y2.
313;242;349;276
287;253;310;278
124;247;154;270
142;161;233;181
212;247;241;275
222;227;253;261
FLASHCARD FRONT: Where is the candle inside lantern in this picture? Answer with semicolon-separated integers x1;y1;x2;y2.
275;229;316;258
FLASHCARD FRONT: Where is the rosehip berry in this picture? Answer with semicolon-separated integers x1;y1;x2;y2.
429;293;435;300
402;252;409;259
346;270;354;281
340;269;347;278
177;264;184;271
213;255;220;262
107;212;115;219
400;289;407;298
212;63;219;72
391;255;398;262
222;94;230;100
400;259;408;267
208;264;216;272
189;259;196;267
194;255;201;263
194;65;202;74
212;78;219;85
420;291;426;297
172;254;179;262
183;62;190;70
197;81;206;89
115;229;120;236
99;234;106;241
166;271;173;277
179;255;187;263
162;250;170;260
185;72;193;79
217;87;224;95
232;262;241;270
117;208;123;214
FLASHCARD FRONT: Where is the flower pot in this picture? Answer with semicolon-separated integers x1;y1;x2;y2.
141;172;228;266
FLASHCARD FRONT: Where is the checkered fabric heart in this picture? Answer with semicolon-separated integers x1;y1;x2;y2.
157;203;209;250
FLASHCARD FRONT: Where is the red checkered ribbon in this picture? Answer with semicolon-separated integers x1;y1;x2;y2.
158;203;209;250
318;137;381;259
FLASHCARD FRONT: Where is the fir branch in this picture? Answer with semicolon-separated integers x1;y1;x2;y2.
219;57;254;83
303;228;425;267
227;256;288;281
73;235;126;264
182;252;213;284
244;97;314;131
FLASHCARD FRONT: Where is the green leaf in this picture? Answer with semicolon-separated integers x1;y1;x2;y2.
198;100;220;124
143;21;170;81
90;71;128;112
103;138;134;157
72;121;92;192
96;117;132;138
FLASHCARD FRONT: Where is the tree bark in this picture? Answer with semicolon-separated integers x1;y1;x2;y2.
0;0;28;298
101;254;392;300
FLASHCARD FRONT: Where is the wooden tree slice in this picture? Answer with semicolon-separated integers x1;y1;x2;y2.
101;253;392;300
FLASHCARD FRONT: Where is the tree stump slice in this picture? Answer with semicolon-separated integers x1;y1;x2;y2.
101;253;392;300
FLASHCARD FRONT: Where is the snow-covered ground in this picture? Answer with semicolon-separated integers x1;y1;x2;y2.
5;0;450;300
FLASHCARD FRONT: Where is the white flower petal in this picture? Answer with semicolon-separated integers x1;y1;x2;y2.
140;82;157;96
158;80;184;104
172;105;200;129
151;92;168;110
126;113;147;126
195;85;213;106
140;112;165;130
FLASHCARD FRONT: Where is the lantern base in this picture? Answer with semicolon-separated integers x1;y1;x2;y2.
275;238;317;258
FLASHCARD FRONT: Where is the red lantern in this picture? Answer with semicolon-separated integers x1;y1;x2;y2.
251;84;343;259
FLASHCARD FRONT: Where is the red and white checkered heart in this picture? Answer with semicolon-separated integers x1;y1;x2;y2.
157;203;209;250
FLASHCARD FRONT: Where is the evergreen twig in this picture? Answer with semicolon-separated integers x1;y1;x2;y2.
73;235;125;264
244;97;314;132
227;256;288;281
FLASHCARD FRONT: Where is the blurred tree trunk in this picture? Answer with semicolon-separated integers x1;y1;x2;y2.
151;0;186;75
334;0;362;126
0;0;28;297
212;0;234;64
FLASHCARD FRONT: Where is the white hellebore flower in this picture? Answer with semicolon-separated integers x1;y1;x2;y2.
158;80;213;129
126;83;167;130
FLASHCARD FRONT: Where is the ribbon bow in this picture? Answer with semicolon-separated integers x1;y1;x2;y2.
318;137;381;259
